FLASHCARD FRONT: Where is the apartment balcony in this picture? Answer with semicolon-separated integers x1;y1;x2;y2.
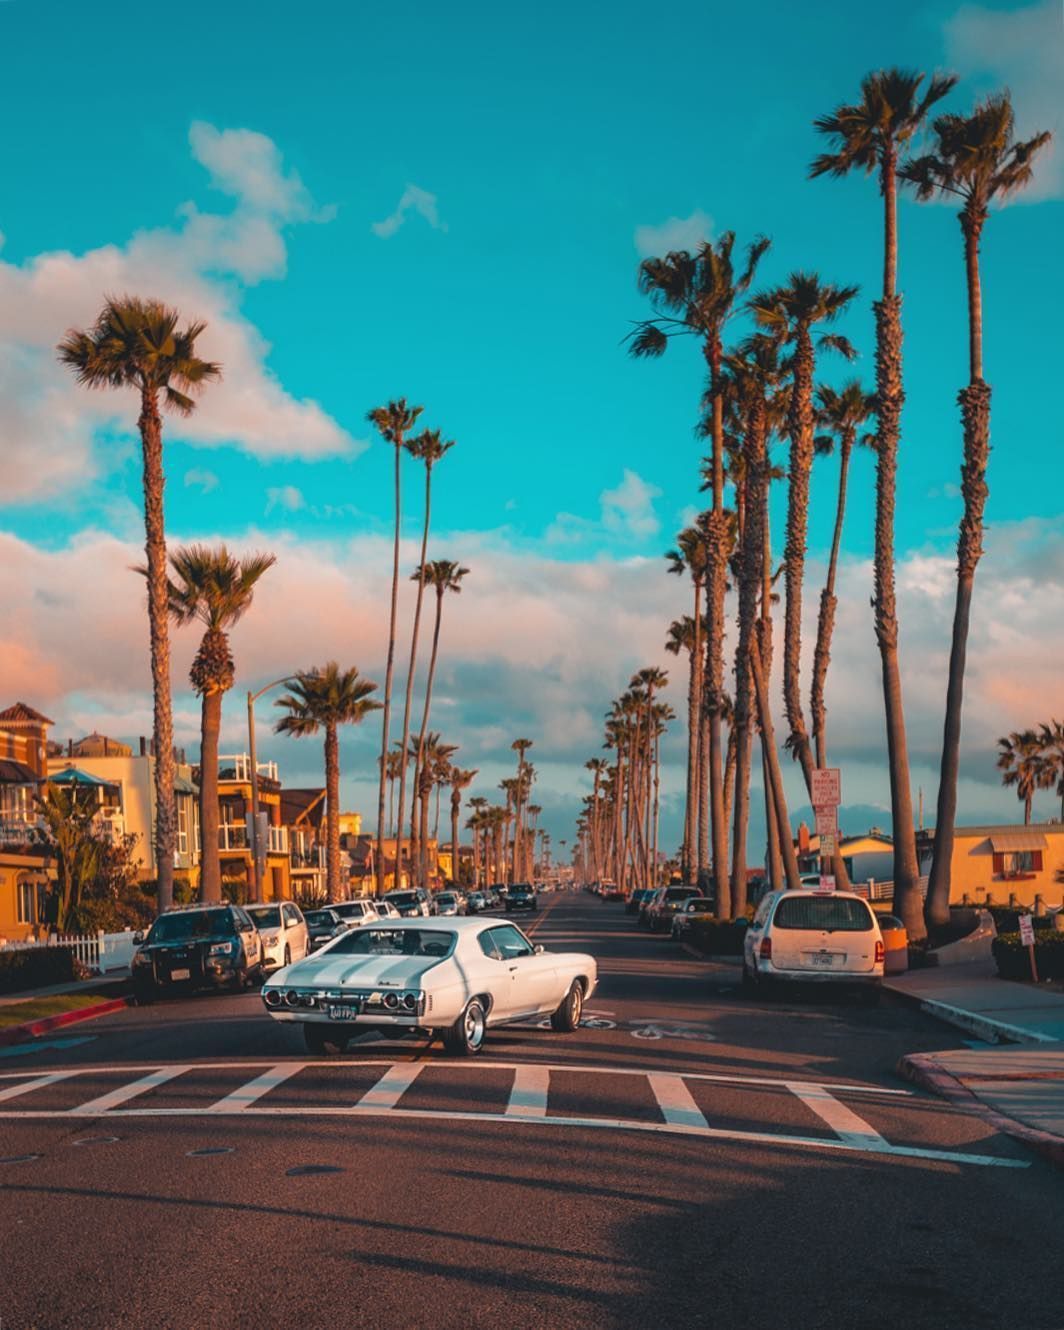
291;844;324;870
218;754;279;785
0;813;42;847
218;823;288;854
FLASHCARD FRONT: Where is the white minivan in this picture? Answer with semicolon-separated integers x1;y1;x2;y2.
742;890;884;998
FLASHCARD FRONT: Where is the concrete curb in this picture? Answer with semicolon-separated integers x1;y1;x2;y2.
884;983;1058;1046
898;1052;1064;1169
0;996;132;1047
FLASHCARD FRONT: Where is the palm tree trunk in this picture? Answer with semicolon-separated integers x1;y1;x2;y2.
811;438;853;768
686;584;703;877
761;490;784;892
198;686;223;902
874;153;923;939
749;633;802;889
419;784;430;885
451;797;460;885
926;209;990;931
652;728;661;888
396;464;433;881
139;385;176;912
413;591;444;849
376;442;402;895
324;722;341;902
704;349;730;912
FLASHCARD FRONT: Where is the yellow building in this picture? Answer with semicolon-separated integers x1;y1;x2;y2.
916;823;1064;910
216;754;291;900
0;703;55;941
338;812;362;837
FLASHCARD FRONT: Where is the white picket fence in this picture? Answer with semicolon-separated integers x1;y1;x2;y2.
0;929;138;974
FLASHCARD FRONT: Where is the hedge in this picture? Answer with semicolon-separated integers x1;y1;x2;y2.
0;946;76;995
686;917;749;956
992;929;1064;982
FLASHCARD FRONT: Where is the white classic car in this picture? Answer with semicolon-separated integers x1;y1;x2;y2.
261;916;597;1056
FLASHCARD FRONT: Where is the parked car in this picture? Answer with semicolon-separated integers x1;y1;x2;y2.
246;901;310;972
373;899;401;920
638;887;666;927
384;889;431;918
601;881;624;902
261;917;597;1056
132;905;264;1001
626;887;655;916
742;889;885;998
506;883;537;913
303;907;350;952
434;891;464;917
332;899;380;928
670;896;715;940
466;891;487;913
647;885;701;933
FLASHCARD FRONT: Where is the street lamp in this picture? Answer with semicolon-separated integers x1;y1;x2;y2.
247;675;296;902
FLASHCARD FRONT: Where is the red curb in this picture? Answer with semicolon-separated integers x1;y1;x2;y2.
0;996;131;1047
897;1052;1064;1169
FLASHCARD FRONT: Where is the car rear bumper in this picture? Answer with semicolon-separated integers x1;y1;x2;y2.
757;963;883;985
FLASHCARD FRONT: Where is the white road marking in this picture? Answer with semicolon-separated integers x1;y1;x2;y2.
647;1073;709;1129
0;1071;81;1102
353;1062;424;1111
506;1063;549;1117
206;1064;304;1112
72;1066;191;1114
786;1081;887;1148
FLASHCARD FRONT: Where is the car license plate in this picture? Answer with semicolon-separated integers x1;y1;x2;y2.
807;953;835;968
328;1003;359;1020
170;968;191;981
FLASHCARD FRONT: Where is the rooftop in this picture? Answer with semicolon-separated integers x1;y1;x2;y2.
0;702;55;726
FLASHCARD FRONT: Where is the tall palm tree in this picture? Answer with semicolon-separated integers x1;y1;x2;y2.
58;296;221;911
444;766;477;885
409;560;470;863
811;68;955;939
367;398;423;896
162;544;275;902
1038;721;1064;821
395;428;454;886
902;94;1051;929
810;382;876;768
996;731;1052;826
274;664;381;901
632;233;771;909
665;529;709;879
511;739;534;880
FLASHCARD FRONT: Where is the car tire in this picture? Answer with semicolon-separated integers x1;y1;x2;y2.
304;1023;348;1055
442;999;487;1057
550;981;583;1032
133;983;155;1006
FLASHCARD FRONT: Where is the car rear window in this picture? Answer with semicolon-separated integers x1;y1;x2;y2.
773;896;874;932
664;888;698;903
246;906;281;929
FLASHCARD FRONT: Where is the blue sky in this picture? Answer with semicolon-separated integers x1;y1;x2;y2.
1;0;1062;851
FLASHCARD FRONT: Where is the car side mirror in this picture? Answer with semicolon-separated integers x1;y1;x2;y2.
534;943;544;955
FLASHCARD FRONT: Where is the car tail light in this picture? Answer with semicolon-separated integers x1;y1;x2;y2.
875;940;885;964
402;992;417;1011
759;937;772;960
384;993;399;1009
264;988;282;1008
284;990;301;1008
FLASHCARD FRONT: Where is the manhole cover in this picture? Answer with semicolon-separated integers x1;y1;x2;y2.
186;1147;235;1157
1;1154;40;1164
286;1164;344;1177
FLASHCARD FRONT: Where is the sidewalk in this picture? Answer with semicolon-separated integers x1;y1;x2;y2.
0;973;130;1007
885;959;1064;1044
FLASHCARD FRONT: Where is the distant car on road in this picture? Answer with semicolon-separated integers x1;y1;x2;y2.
434;891;464;916
332;899;380;928
626;887;656;916
132;905;264;1001
384;889;431;918
262;917;597;1056
303;907;350;952
373;900;401;920
246;901;309;972
670;897;715;940
742;889;884;999
505;883;537;913
647;886;701;933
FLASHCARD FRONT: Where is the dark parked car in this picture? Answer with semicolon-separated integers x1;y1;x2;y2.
505;883;537;913
303;907;349;951
131;905;264;1001
647;886;702;933
626;887;656;915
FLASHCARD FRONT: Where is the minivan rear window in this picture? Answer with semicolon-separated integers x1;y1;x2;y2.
773;896;873;932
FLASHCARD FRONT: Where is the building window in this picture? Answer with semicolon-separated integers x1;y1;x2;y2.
176;800;189;858
992;850;1044;876
17;880;46;925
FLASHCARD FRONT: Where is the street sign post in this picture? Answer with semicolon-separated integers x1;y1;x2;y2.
810;768;841;807
817;874;836;892
1018;914;1038;982
814;806;837;836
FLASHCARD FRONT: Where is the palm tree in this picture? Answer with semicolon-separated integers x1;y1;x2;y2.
274;664;381;901
394;427;454;888
1038;721;1064;820
409;560;470;864
996;730;1052;825
367;398;423;896
511;739;534;881
58;296;221;911
666;527;709;879
810;382;876;768
811;68;956;940
446;767;478;886
415;734;457;883
163;544;275;902
902;94;1051;930
632;232;771;909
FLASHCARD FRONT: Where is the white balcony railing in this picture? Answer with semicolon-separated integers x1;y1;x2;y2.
218;823;250;851
218;754;278;784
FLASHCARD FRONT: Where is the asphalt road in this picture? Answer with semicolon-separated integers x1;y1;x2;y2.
0;893;1059;1330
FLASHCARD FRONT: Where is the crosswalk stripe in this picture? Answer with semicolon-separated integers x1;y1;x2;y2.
72;1067;191;1114
353;1062;424;1110
0;1071;81;1103
206;1064;304;1112
786;1081;887;1147
506;1063;549;1117
647;1074;710;1129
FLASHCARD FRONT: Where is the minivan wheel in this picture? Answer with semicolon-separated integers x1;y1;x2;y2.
443;999;486;1056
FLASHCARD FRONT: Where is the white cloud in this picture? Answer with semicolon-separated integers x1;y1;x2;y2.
634;209;713;258
265;485;306;513
944;0;1061;200
547;469;662;545
371;184;446;239
184;467;219;494
0;122;356;505
189;121;322;220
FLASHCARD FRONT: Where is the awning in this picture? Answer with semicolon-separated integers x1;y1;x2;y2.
990;830;1048;852
0;758;38;784
43;766;117;788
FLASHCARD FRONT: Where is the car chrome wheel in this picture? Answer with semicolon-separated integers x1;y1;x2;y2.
464;1002;485;1049
551;980;583;1032
444;999;486;1056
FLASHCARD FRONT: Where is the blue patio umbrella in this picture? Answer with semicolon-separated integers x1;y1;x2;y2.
42;767;119;789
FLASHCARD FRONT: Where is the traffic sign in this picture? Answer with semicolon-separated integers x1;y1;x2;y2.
814;806;837;836
816;874;836;893
1018;914;1035;947
819;831;837;857
811;768;841;807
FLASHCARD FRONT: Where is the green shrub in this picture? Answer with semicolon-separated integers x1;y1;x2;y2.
992;929;1064;981
686;917;749;955
0;946;76;995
